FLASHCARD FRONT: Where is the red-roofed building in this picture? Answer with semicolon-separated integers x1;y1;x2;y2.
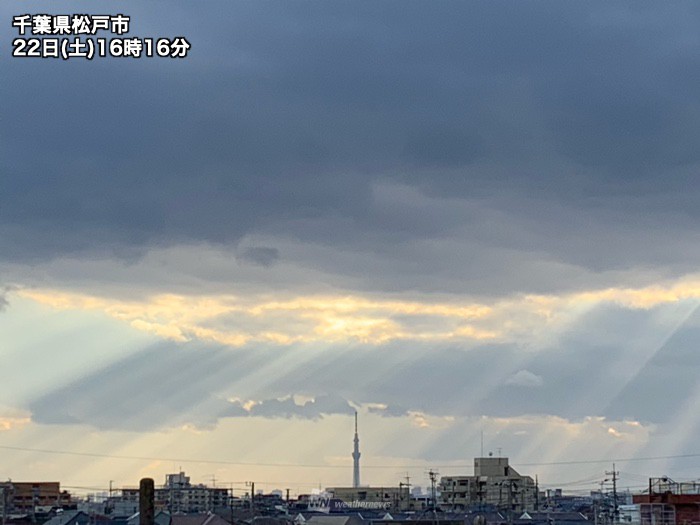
633;478;700;525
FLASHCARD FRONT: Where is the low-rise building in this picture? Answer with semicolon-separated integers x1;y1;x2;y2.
0;482;72;514
633;477;700;525
121;472;229;514
439;457;537;513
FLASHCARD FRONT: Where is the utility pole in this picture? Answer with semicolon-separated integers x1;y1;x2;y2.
428;470;439;525
598;479;610;525
451;479;456;511
508;480;514;525
401;475;411;512
399;480;411;512
107;481;114;514
246;482;255;511
606;465;619;523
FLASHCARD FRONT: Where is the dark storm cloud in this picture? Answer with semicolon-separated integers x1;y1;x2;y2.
4;1;700;295
0;284;16;311
238;246;281;267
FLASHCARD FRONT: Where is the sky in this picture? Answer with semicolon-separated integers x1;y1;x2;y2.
3;0;700;498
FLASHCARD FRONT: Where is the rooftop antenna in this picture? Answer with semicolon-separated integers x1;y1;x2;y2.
481;430;484;457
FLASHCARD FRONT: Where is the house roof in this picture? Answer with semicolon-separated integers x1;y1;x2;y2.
516;512;588;522
127;510;173;525
43;511;89;525
171;513;231;525
306;515;365;525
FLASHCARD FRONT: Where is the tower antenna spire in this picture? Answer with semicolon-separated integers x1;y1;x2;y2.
352;411;361;488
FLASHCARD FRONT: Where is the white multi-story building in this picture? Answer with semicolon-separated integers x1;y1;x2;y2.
439;456;537;512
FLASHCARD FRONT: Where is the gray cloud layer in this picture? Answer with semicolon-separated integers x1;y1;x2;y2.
27;302;700;432
226;394;355;419
4;2;700;296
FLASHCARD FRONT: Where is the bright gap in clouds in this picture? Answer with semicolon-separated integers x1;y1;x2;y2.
1;279;698;489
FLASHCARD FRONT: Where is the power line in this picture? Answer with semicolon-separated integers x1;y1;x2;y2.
2;444;700;469
539;474;604;487
513;453;700;467
61;485;115;491
1;444;459;468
